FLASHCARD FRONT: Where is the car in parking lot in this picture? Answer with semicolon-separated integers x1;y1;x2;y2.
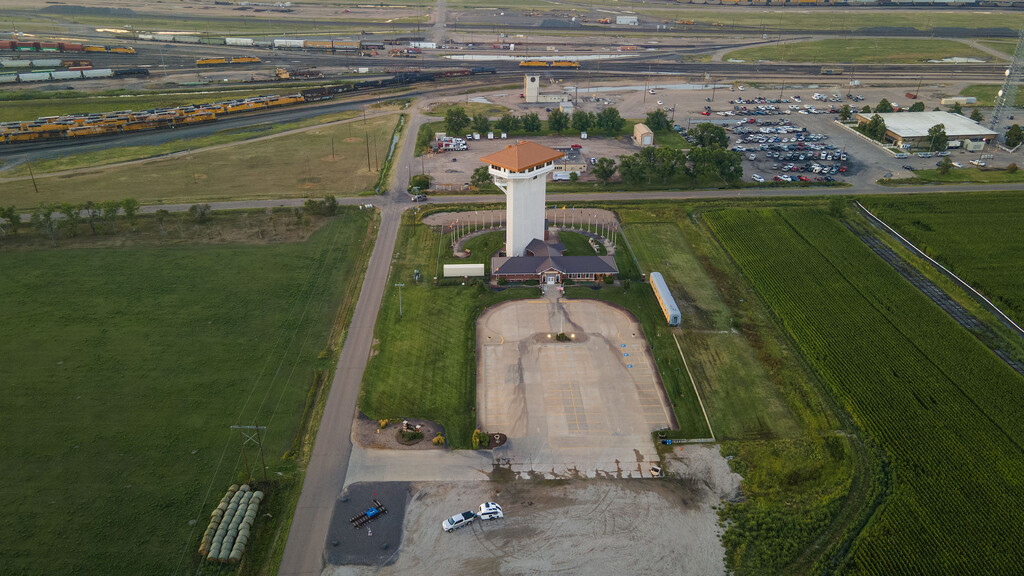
478;502;504;520
411;194;427;202
752;174;765;182
936;151;950;157
971;159;986;167
894;153;910;159
952;161;963;168
589;157;597;165
902;165;915;171
442;511;476;533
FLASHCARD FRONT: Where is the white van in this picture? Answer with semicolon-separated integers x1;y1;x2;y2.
552;171;571;181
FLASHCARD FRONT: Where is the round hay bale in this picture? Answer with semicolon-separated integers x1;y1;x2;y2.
239;484;250;492
229;549;243;563
239;525;251;537
211;508;223;520
229;484;240;492
253;491;264;501
207;544;220;560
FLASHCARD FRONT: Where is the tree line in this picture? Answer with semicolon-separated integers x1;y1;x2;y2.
0;199;141;246
444;105;626;137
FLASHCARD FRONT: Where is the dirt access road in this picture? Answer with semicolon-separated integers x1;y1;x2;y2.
325;445;739;576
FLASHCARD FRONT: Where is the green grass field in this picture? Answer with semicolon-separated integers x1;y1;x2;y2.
724;38;994;64
359;210;538;447
423;101;510;118
0;114;399;208
0;208;376;575
960;84;1024;106
704;206;1024;574
862;191;1024;327
893;166;1024;184
1;110;361;178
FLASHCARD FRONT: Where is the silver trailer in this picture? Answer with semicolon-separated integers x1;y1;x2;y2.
174;35;201;44
273;38;305;49
32;59;63;67
650;272;681;326
18;72;52;82
51;70;83;80
83;68;114;78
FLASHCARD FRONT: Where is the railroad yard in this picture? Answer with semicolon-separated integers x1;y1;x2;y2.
3;1;1024;576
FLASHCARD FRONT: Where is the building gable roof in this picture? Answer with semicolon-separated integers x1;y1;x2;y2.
480;141;565;172
492;255;618;276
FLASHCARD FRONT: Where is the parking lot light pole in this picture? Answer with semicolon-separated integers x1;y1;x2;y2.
395;283;405;318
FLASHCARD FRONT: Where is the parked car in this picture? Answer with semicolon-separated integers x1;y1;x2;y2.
970;159;986;166
442;511;476;533
411;194;427;202
478;502;504;520
752;174;765;182
902;165;915;171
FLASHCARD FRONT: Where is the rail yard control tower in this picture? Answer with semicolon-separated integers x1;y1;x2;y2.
481;141;564;257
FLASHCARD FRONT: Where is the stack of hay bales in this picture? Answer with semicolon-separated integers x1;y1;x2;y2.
199;484;265;563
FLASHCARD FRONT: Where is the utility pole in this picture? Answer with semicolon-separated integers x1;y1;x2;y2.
230;424;268;481
27;163;39;195
395;283;405;318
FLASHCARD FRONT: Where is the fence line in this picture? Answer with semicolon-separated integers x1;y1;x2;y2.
856;201;1024;340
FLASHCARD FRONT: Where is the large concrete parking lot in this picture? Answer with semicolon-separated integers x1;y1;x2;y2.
477;297;673;478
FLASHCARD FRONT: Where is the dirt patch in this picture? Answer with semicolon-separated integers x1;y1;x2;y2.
325;445;739;575
352;413;445;451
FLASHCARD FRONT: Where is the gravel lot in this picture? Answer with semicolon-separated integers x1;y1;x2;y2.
325;445;740;576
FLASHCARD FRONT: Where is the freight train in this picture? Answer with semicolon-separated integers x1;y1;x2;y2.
196;56;263;66
1;67;497;145
519;60;582;69
0;41;135;53
0;68;149;83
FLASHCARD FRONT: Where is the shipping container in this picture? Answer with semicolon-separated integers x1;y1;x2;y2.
16;41;39;51
83;68;114;78
225;37;255;46
60;43;85;52
39;42;60;52
51;70;83;80
273;39;305;49
304;40;332;49
333;41;360;50
0;41;15;50
19;72;51;82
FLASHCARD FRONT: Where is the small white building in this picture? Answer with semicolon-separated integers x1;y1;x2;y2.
616;15;639;25
855;111;996;150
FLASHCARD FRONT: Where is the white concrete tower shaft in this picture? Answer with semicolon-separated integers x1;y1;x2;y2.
480;141;564;258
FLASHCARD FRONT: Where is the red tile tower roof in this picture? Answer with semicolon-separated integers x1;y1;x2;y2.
480;140;564;173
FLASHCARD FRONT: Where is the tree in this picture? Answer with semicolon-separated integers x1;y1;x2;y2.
31;203;60;246
82;201;102;235
101;200;121;232
908;101;926;112
547;108;569;133
864;114;887;141
304;196;338;216
861;105;871;113
189;203;213;223
927;123;948;152
617;155;646;184
644;109;671;131
494;113;520;133
688;147;742;183
58;203;82;237
521;112;542;133
875;99;894;113
471;112;490;134
444;106;470;135
970;108;984;122
1006;124;1024;147
839;104;852;123
471;165;494;189
595;107;625;136
0;205;20;236
1008;162;1019;174
950;101;963;115
122;198;140;226
689;122;728;148
937;157;953;175
569;171;579;183
593;157;616;183
570;110;594;132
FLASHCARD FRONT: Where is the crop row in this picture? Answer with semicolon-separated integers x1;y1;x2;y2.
704;207;1024;575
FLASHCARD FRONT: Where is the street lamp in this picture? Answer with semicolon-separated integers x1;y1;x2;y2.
395;283;405;318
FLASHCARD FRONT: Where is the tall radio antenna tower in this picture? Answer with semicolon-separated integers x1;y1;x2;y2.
990;28;1024;139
